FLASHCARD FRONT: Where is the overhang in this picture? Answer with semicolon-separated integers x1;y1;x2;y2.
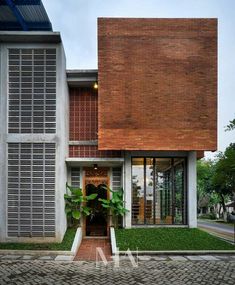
66;157;124;167
0;31;61;43
67;69;98;88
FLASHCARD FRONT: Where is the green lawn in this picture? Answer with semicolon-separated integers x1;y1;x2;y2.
115;228;235;251
0;228;76;250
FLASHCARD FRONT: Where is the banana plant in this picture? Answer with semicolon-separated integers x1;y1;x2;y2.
98;187;129;228
64;183;97;227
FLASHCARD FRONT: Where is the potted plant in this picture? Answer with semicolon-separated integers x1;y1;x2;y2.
64;183;97;228
98;187;129;228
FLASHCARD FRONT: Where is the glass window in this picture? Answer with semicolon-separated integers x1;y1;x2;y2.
132;158;144;224
132;157;186;225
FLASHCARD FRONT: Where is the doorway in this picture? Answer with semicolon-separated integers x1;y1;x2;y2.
83;167;109;237
86;184;107;236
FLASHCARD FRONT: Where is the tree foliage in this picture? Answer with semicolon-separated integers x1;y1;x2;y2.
197;143;235;219
225;118;235;131
64;183;97;227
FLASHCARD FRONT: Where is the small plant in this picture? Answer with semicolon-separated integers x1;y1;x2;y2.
64;183;97;227
98;187;129;228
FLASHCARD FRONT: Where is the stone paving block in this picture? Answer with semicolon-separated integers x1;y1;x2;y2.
22;255;34;260
200;255;219;261
152;256;168;261
186;255;203;261
55;255;74;261
38;256;55;260
169;256;187;261
0;259;235;284
138;256;151;261
1;255;21;260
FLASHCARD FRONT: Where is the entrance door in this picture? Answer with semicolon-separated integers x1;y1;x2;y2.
86;184;107;236
84;167;109;236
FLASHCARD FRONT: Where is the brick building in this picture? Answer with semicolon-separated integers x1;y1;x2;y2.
0;1;217;242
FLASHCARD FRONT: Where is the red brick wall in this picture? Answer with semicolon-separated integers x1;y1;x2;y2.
69;87;121;158
98;18;217;151
69;145;121;158
69;87;98;141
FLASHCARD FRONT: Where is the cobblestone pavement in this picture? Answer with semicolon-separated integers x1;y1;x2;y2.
0;259;235;285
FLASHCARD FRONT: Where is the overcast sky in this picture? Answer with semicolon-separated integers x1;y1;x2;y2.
42;0;235;157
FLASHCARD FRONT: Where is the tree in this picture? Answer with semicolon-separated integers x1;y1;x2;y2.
225;117;235;131
212;143;235;220
197;159;215;213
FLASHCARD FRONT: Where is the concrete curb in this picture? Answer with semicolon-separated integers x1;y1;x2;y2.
110;227;117;255
0;227;82;256
117;250;235;255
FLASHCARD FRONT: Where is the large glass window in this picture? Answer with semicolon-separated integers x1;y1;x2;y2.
132;157;186;225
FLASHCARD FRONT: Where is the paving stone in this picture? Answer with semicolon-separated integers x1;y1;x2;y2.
138;256;151;261
0;259;235;284
186;255;203;261
200;255;219;261
169;256;187;261
55;255;74;261
1;255;21;260
38;256;55;260
152;256;168;261
22;255;34;260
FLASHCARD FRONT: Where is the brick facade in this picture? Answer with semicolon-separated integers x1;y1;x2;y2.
69;87;121;158
69;145;121;158
98;18;217;151
69;87;98;141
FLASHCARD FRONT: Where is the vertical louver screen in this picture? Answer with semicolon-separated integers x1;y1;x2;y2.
71;168;80;188
8;48;56;134
7;143;56;237
112;167;122;191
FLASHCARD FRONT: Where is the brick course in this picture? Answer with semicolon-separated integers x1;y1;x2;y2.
98;18;217;151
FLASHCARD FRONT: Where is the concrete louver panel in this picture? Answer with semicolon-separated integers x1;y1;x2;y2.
112;167;122;191
71;168;80;188
8;48;56;134
7;143;56;238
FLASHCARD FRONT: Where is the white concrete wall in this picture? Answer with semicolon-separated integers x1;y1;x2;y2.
187;151;197;228
0;44;8;241
55;44;69;242
123;151;132;228
0;41;69;242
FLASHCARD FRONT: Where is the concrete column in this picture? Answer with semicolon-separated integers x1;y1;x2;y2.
124;151;132;228
187;151;197;228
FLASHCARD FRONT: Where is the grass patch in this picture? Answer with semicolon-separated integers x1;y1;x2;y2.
0;228;76;251
115;228;235;251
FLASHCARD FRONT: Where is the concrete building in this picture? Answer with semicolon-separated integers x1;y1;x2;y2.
0;1;217;242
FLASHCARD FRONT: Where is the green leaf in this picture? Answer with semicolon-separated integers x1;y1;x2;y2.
72;210;81;220
98;198;109;204
82;206;91;216
86;193;98;200
101;204;110;208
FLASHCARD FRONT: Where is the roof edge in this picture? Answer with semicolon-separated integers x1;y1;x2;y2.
0;31;61;43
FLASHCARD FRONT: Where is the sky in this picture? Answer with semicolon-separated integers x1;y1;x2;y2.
42;0;235;158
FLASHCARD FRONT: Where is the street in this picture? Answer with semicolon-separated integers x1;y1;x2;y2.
198;219;235;242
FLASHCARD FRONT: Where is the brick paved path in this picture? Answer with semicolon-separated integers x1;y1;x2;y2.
0;259;235;285
74;237;112;261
